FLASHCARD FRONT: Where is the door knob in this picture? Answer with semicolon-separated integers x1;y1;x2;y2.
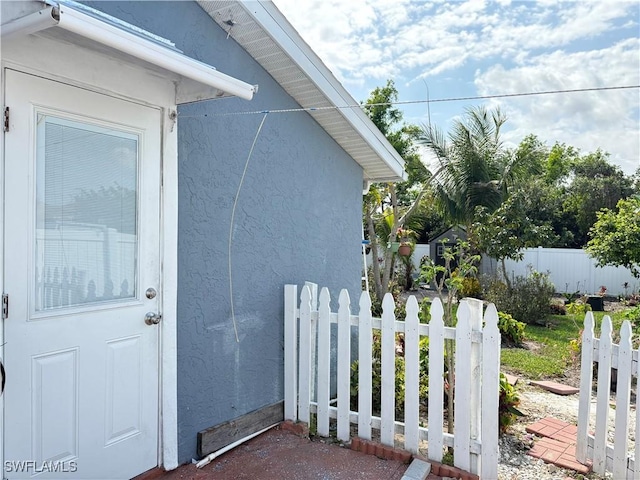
145;312;162;325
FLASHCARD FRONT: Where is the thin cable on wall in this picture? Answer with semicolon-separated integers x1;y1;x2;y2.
178;85;639;118
228;112;268;343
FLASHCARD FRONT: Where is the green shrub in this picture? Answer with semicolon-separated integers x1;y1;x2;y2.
623;305;640;323
569;332;582;363
549;303;566;315
498;312;526;346
367;280;404;318
350;334;429;419
485;269;555;325
482;276;508;303
460;276;482;299
418;298;431;323
499;373;524;432
566;301;591;318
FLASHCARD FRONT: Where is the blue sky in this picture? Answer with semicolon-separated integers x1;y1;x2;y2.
272;0;640;175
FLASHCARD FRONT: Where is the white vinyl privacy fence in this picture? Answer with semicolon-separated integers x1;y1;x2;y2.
284;283;501;478
577;312;638;478
482;248;638;297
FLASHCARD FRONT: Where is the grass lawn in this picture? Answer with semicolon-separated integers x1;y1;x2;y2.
501;310;629;380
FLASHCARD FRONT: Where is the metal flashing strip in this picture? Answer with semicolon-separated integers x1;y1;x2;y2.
46;0;180;50
1;3;257;101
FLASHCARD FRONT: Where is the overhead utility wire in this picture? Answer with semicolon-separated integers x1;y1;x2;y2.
179;85;639;118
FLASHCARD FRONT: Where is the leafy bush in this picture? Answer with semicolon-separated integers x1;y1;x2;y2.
498;312;526;346
368;280;405;318
460;277;482;299
418;298;431;323
623;305;640;323
499;373;524;432
350;334;429;419
566;301;591;318
484;269;555;325
482;276;508;303
569;331;582;363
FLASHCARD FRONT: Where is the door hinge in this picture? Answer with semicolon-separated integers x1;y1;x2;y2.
2;294;8;319
3;106;9;132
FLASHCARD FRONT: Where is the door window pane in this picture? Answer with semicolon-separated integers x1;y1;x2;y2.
35;115;138;311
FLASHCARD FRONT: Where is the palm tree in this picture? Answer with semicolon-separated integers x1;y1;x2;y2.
418;106;524;438
418;106;524;236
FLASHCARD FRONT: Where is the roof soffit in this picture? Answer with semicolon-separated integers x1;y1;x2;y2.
198;0;406;182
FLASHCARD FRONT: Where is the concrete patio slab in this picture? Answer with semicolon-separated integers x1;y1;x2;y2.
140;426;418;479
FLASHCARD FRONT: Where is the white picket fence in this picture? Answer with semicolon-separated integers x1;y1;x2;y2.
577;312;639;478
284;283;501;478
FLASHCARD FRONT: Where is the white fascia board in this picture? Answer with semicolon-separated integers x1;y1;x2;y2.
1;4;257;102
242;1;406;181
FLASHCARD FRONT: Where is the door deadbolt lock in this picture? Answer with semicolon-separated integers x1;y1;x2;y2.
144;312;162;325
145;288;157;299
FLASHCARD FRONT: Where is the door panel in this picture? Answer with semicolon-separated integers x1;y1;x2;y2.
4;70;161;479
31;348;79;464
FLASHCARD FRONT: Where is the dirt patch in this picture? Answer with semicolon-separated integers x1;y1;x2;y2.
521;340;541;353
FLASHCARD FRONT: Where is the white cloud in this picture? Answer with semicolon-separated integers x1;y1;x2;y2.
274;0;637;82
475;39;640;174
272;0;639;173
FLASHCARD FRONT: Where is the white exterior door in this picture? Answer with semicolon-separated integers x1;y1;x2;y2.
3;70;161;479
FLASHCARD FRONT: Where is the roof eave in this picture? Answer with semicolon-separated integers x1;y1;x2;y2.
199;0;406;182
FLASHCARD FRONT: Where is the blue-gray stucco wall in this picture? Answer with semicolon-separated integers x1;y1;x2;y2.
84;1;365;465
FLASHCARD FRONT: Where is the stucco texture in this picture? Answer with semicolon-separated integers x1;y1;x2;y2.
83;1;365;465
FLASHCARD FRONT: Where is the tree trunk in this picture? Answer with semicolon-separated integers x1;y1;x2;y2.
367;212;383;301
364;179;431;303
445;340;455;435
381;185;400;297
500;257;512;290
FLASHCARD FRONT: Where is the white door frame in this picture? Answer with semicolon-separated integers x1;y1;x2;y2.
1;35;179;473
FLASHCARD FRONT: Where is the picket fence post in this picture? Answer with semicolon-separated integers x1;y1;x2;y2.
337;290;351;442
593;316;613;475
636;352;640;480
298;285;313;424
427;298;445;463
404;296;420;453
467;297;484;475
358;291;373;441
613;320;632;480
284;284;298;421
481;303;500;480
454;301;472;473
305;281;319;403
380;293;396;446
576;312;594;463
316;288;331;437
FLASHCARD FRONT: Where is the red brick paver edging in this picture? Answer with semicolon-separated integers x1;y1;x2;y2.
351;438;480;480
420;458;480;480
350;437;413;463
530;380;579;395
